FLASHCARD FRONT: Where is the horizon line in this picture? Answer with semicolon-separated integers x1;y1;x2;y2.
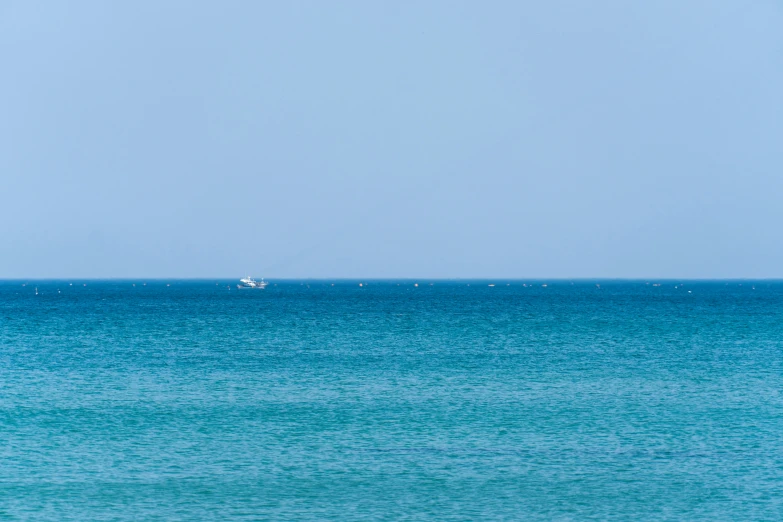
3;277;783;282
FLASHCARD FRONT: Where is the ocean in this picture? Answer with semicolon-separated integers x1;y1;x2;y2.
1;280;782;520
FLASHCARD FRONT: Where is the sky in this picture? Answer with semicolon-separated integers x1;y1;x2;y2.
1;1;782;279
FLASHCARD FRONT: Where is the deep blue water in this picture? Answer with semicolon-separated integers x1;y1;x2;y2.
1;280;782;520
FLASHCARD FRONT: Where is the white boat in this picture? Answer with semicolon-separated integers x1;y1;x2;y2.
237;277;268;289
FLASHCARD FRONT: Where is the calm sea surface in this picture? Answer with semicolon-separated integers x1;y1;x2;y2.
1;280;782;520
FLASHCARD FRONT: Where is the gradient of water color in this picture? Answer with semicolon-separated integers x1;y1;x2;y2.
2;281;782;520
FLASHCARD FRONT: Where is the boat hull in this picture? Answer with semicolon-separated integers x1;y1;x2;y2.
237;277;267;289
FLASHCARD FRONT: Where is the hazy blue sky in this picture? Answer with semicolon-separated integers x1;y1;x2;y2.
2;1;781;278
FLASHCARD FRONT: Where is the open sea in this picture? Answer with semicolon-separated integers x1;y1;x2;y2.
1;280;782;520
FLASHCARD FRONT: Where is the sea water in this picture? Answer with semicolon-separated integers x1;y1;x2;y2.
1;281;782;520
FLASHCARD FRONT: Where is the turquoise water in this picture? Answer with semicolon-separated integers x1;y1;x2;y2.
2;280;782;520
